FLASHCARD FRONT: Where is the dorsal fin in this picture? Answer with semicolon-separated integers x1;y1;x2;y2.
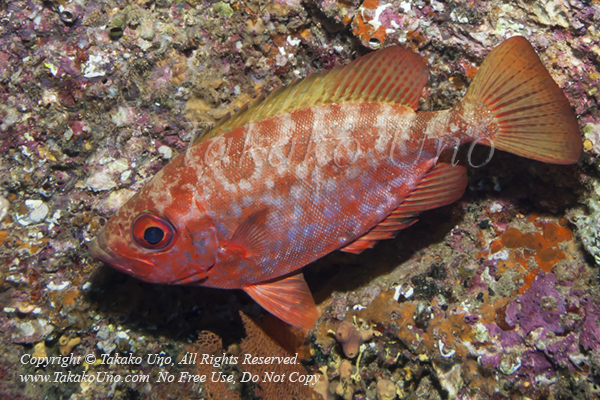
194;46;429;144
340;162;468;254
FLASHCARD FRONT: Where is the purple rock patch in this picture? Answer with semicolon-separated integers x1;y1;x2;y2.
515;273;565;335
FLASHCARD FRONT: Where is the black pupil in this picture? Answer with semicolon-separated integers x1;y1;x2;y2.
144;227;164;245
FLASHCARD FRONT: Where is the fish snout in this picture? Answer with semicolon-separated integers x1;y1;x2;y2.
88;234;149;278
88;235;112;265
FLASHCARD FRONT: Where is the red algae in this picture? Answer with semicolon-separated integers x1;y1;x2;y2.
490;238;503;254
496;220;574;291
519;232;547;251
540;221;573;244
500;227;523;249
536;247;566;273
351;0;388;49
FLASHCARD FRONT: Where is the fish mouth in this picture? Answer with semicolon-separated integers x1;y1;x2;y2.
168;270;209;285
88;234;131;274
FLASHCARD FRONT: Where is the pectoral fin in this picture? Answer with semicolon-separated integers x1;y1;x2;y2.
226;209;270;258
243;273;319;329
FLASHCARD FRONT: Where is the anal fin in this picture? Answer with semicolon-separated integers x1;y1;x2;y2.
340;217;417;254
340;162;468;254
243;273;319;329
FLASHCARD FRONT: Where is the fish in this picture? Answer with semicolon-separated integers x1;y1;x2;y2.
89;37;582;329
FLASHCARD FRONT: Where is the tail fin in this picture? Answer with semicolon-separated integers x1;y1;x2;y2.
462;36;582;164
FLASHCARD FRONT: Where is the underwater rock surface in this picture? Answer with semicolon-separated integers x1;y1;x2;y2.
0;0;599;399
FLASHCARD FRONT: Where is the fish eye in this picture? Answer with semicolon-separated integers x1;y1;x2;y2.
144;226;164;244
131;214;175;251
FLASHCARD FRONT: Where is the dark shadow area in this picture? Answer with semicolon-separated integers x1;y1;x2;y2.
87;266;249;346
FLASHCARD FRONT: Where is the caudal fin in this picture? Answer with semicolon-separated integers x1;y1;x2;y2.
462;36;582;164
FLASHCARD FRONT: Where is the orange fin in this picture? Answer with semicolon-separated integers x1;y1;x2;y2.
326;45;429;109
462;36;582;164
243;273;319;329
196;46;429;143
340;162;467;254
395;162;468;213
228;209;269;257
340;219;417;254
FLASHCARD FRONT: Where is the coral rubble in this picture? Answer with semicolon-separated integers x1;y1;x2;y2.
1;0;599;399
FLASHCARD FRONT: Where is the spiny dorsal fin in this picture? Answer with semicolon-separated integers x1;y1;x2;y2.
194;46;429;145
340;162;468;254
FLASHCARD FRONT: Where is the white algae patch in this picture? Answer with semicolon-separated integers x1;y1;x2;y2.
47;281;70;291
0;196;9;220
158;145;173;159
102;189;137;213
83;52;110;78
28;202;49;223
85;158;130;191
531;0;570;28
17;199;50;225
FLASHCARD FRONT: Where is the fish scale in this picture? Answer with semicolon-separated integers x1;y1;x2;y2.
90;37;582;328
186;103;431;280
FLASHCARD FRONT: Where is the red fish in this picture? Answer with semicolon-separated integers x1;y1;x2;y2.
89;37;581;328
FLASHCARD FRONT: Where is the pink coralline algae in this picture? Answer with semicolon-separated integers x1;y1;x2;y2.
580;298;600;351
485;272;600;380
507;272;565;336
